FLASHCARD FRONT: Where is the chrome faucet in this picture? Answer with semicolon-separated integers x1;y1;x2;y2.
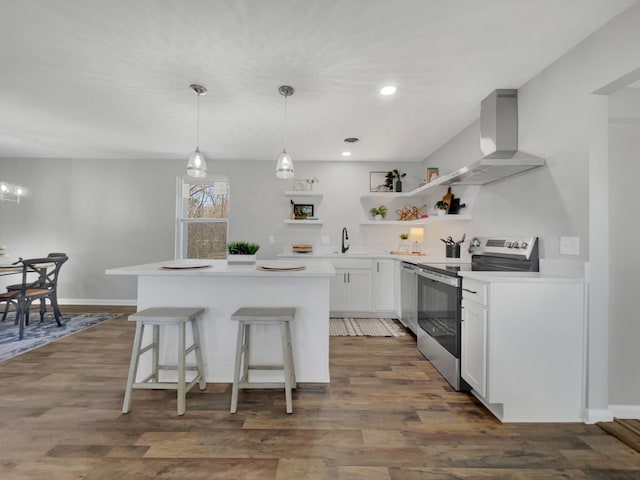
341;227;350;253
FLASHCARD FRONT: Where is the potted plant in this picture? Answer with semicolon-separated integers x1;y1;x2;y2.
227;241;260;265
385;169;407;192
434;200;449;216
398;232;410;252
306;176;319;191
369;205;388;220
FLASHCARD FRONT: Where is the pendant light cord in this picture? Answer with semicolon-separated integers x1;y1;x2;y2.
283;93;288;151
196;93;200;149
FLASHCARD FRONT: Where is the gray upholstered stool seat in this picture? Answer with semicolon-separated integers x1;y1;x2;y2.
122;307;206;416
230;307;296;414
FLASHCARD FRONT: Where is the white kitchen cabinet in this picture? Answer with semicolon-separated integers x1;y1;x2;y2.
329;259;373;314
461;296;488;397
373;259;395;312
460;274;586;422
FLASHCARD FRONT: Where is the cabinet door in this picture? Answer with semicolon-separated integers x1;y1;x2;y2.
345;270;373;312
461;299;488;397
373;260;395;312
330;269;349;311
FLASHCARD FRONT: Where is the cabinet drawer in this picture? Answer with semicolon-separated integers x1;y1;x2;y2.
462;278;488;305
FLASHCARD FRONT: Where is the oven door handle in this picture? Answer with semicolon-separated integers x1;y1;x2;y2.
462;288;477;294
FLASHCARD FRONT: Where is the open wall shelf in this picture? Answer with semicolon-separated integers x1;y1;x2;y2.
360;214;471;225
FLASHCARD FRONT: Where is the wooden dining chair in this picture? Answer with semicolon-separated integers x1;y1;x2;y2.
0;255;68;339
22;255;68;326
1;253;68;323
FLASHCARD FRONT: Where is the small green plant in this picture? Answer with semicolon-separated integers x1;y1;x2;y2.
306;176;319;186
369;205;388;218
227;241;260;255
434;200;449;210
399;232;409;240
385;169;406;190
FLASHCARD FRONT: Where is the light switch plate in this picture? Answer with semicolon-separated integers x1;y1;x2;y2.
321;236;330;245
560;236;580;256
268;235;275;244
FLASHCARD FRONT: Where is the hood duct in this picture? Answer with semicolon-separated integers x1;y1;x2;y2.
438;89;545;186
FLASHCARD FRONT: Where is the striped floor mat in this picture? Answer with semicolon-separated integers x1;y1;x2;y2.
330;317;405;337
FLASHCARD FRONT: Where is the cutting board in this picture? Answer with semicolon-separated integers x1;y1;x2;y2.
442;187;453;212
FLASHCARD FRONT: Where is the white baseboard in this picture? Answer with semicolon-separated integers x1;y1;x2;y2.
609;404;640;419
58;298;137;306
583;408;614;424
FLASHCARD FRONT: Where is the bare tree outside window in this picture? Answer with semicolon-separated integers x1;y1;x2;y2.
177;178;229;259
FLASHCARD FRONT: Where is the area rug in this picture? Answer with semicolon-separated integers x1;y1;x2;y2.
0;312;121;363
330;317;405;337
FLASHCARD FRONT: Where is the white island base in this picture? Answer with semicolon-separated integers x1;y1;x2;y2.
106;260;335;384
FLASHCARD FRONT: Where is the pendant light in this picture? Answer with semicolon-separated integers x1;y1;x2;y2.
186;83;208;178
276;85;295;179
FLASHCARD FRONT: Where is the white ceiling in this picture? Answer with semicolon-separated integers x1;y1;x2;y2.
0;0;636;162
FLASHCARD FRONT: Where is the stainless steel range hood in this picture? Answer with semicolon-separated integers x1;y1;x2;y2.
438;89;545;186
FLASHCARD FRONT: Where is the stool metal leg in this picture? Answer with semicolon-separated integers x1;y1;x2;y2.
190;318;207;390
230;321;246;413
177;320;186;415
123;322;145;413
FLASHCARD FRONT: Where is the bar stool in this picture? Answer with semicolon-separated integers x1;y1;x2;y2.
122;307;206;416
230;307;296;414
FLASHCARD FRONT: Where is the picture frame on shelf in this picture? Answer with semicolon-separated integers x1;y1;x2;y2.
293;204;314;219
427;167;439;183
292;180;307;191
369;171;392;192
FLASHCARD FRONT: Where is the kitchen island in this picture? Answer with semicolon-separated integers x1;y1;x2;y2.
106;259;335;383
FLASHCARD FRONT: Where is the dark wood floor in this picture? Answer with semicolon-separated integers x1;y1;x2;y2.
1;306;639;479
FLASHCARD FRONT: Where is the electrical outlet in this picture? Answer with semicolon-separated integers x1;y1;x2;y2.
321;236;330;245
268;235;275;244
560;236;580;256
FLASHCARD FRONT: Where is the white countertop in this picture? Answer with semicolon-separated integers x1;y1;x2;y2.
277;251;463;263
105;259;336;277
459;271;585;283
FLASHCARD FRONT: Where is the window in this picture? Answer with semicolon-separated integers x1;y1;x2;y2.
176;177;229;259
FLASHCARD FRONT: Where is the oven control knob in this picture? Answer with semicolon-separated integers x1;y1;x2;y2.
470;238;481;247
518;241;528;249
505;241;513;248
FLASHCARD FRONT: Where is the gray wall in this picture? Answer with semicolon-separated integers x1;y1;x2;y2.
0;157;426;302
420;3;640;416
608;87;640;408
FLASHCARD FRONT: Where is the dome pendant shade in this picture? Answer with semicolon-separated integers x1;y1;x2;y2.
276;85;295;178
187;147;207;177
187;83;208;178
276;149;294;179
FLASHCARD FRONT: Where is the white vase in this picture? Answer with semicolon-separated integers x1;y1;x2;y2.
375;214;383;221
437;209;446;216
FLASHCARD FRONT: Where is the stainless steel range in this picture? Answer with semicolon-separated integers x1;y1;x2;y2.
414;236;539;391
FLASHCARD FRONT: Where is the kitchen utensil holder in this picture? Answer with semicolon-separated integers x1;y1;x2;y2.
446;244;461;258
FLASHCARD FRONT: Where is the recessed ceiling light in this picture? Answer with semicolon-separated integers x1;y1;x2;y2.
342;151;351;157
380;85;396;96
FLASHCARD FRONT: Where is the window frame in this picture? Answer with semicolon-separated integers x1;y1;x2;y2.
175;175;230;260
